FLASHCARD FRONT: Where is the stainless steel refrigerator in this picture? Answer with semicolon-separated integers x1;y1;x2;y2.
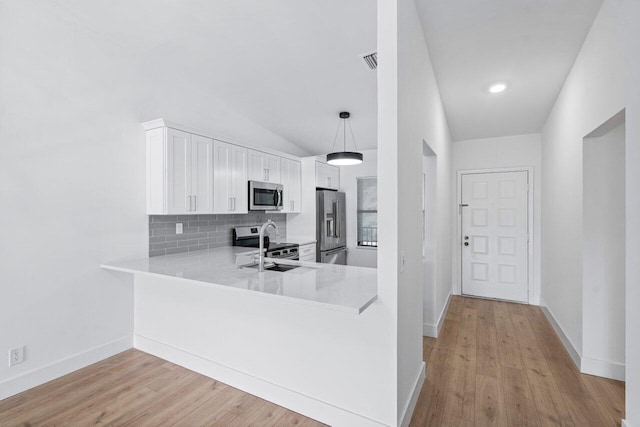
316;190;347;264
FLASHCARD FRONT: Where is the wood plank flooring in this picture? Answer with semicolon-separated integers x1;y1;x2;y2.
0;296;625;426
410;296;625;427
0;351;326;426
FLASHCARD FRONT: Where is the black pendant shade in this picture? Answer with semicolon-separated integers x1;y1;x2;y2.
327;111;363;166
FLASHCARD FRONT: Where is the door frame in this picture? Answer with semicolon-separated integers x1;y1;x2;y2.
455;167;536;304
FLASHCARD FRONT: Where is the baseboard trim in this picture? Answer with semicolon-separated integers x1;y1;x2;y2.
0;335;132;401
399;362;425;427
581;357;625;381
539;301;581;369
134;334;388;427
423;293;452;338
540;300;626;381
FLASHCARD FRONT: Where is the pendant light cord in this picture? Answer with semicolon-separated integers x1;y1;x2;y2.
330;119;342;153
329;113;359;153
347;119;359;151
343;118;347;151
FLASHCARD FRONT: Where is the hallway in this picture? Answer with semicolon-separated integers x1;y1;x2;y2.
410;296;625;426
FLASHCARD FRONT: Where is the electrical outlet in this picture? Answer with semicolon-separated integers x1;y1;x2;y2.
176;223;183;234
9;346;25;367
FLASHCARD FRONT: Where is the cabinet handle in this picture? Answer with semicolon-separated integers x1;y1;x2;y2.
328;177;332;187
267;169;270;181
187;196;192;211
233;197;236;211
193;195;197;211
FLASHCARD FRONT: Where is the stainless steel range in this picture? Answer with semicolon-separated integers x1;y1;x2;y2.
232;226;299;260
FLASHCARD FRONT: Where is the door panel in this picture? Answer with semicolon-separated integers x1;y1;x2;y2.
231;145;248;213
166;128;191;214
192;135;213;213
461;171;529;302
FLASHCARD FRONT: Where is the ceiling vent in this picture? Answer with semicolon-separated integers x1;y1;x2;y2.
361;52;377;70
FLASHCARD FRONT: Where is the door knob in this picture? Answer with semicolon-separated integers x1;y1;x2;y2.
464;242;469;246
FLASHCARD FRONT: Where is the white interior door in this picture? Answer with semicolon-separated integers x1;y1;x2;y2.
461;171;529;302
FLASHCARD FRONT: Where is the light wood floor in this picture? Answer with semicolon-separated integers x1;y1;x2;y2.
0;296;625;426
0;351;326;426
410;296;625;426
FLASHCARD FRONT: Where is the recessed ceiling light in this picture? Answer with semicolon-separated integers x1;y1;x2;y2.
489;83;507;93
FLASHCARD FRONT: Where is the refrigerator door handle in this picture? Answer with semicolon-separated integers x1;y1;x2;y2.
336;199;340;238
332;201;339;238
325;247;347;255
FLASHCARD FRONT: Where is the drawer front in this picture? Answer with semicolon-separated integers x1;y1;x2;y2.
300;254;316;263
299;244;315;257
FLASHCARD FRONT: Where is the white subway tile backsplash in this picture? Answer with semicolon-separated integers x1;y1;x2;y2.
148;213;287;257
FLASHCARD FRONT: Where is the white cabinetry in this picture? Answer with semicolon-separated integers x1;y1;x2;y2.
316;161;340;190
281;158;302;213
213;140;248;214
146;127;213;215
298;243;316;262
248;149;281;183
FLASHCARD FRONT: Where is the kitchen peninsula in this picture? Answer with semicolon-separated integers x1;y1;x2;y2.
101;246;377;314
101;248;388;426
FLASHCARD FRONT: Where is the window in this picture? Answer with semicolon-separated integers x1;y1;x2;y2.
357;177;378;247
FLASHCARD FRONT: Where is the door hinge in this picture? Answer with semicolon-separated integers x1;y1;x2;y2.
458;204;468;215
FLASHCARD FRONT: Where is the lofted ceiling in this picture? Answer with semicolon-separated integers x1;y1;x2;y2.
415;0;604;142
57;0;377;156
53;0;604;151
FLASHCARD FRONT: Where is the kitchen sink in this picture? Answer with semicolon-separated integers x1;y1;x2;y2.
240;263;300;272
265;264;300;272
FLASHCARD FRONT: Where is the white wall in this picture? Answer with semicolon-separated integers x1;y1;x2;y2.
541;0;624;360
378;0;453;423
422;146;438;336
619;0;640;424
0;1;308;398
583;122;625;377
339;150;378;268
452;134;542;304
540;0;640;422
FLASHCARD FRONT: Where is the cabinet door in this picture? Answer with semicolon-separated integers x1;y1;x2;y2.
280;159;292;213
316;162;339;190
248;149;266;181
213;140;233;213
315;162;327;189
230;145;248;213
266;154;281;183
327;164;339;190
280;158;301;213
166;128;192;214
191;134;213;213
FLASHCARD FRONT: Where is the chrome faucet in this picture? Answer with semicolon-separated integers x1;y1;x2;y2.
258;220;278;272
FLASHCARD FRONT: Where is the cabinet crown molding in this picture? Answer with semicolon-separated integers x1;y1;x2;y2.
140;118;304;162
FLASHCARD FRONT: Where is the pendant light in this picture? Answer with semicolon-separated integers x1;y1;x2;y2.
327;111;363;166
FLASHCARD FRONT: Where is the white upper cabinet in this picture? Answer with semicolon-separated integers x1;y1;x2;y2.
316;161;340;190
147;127;213;215
248;149;281;183
281;158;302;213
191;134;214;214
213;140;248;214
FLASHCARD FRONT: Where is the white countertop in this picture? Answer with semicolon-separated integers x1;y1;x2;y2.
101;246;377;314
282;236;317;246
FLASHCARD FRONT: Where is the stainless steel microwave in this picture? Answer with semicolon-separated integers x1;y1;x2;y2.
248;181;283;211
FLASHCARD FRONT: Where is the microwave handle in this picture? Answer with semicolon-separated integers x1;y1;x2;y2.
276;190;282;207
